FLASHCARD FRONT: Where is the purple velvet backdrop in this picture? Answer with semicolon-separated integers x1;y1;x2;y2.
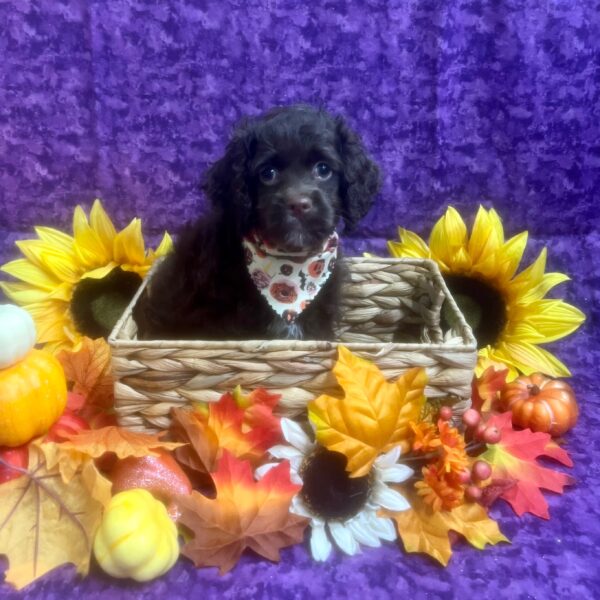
1;1;599;598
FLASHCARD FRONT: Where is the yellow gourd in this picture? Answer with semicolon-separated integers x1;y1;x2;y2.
94;489;180;582
0;349;68;447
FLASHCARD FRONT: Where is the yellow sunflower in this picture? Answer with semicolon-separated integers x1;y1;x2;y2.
0;199;172;352
388;205;585;377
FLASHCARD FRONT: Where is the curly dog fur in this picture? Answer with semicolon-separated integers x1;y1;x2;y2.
134;105;380;341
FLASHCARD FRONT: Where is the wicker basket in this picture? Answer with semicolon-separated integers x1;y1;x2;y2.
108;257;477;433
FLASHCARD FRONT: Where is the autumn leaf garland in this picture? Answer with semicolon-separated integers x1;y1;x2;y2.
0;342;578;588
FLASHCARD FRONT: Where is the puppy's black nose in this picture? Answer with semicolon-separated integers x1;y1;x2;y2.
287;196;313;216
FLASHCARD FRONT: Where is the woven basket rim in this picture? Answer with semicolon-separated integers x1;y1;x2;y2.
108;256;477;350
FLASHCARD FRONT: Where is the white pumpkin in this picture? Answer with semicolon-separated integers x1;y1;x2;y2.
0;305;37;369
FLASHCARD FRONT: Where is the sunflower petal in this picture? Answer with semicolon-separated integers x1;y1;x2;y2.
471;251;502;281
504;322;547;343
90;199;117;254
113;218;146;265
1;258;59;290
468;206;501;267
452;246;472;272
73;205;111;266
40;249;82;283
388;229;430;259
80;263;118;280
47;282;73;302
26;302;72;344
0;281;51;304
120;263;152;278
495;341;572;377
154;232;173;257
488;209;505;245
497;232;528;282
505;248;547;301
34;227;75;254
508;300;585;343
16;240;80;283
15;240;56;271
429;207;468;270
518;273;571;304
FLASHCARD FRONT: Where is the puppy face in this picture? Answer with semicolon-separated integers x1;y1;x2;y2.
203;105;381;252
249;112;342;252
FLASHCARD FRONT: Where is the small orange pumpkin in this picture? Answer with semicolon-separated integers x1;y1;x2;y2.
500;373;578;437
0;349;68;447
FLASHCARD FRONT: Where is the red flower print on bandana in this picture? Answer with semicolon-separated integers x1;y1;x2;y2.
270;282;298;304
307;259;325;278
251;269;271;289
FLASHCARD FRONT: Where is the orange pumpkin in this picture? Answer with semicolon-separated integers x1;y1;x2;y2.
500;373;578;437
0;349;68;447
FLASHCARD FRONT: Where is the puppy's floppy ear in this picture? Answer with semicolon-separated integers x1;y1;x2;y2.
202;120;257;234
335;116;381;231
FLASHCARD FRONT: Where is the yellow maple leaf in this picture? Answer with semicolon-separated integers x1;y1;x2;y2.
388;491;509;566
36;440;89;483
0;445;112;590
308;346;427;477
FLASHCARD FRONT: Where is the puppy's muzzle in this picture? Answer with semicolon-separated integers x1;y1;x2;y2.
287;196;313;216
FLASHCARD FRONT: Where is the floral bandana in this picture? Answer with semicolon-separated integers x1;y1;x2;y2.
242;231;339;323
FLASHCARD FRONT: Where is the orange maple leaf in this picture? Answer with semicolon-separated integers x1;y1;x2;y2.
308;346;427;477
471;366;509;414
59;426;184;460
170;407;219;489
56;337;116;427
387;489;508;566
177;452;307;574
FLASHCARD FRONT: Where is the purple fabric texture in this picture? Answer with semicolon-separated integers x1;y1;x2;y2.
1;1;599;598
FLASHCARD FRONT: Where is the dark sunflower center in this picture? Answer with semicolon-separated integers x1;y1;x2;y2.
299;448;372;521
442;275;507;349
70;267;142;339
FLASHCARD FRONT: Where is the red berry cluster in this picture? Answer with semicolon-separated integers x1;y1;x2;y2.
462;408;502;444
458;460;493;501
437;406;501;503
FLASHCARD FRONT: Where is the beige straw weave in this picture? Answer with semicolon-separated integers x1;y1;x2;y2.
109;257;477;433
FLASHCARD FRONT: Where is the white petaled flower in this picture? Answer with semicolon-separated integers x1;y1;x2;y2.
256;418;413;562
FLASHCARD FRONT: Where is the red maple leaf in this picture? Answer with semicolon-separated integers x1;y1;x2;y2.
169;391;283;489
481;412;575;519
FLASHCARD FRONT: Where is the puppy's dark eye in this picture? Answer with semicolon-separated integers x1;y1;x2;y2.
314;162;332;180
259;166;278;185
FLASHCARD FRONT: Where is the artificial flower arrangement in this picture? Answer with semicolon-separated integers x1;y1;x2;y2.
0;202;583;590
